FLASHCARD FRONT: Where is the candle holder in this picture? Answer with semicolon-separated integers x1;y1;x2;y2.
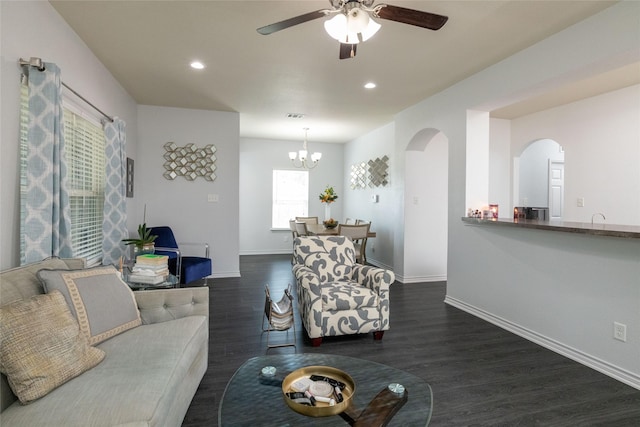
489;204;499;219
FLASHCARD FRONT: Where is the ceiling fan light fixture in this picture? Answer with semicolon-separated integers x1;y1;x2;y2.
324;13;348;40
324;7;380;44
347;7;369;34
325;13;360;44
360;17;381;42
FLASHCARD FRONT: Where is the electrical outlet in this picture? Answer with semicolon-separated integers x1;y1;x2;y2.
577;197;585;207
614;322;627;342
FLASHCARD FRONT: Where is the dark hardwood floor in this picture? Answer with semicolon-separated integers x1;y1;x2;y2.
182;254;640;426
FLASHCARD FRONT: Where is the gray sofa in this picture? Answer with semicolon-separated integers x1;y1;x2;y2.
0;258;209;426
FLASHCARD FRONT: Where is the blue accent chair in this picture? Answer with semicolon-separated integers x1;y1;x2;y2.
149;226;212;285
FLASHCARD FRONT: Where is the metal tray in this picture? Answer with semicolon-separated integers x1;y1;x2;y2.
281;365;355;417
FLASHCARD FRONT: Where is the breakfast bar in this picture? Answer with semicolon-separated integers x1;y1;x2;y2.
461;217;640;239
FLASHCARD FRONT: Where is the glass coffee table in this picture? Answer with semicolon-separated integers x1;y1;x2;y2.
219;353;432;426
125;273;179;291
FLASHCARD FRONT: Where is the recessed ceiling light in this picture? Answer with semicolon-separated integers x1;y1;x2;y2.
190;61;205;70
364;82;376;89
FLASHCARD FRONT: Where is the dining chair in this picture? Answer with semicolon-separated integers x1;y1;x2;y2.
337;223;371;264
294;221;309;237
344;217;356;225
288;220;299;264
295;216;318;225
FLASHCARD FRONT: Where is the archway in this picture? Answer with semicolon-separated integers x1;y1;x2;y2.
403;128;449;282
514;138;564;219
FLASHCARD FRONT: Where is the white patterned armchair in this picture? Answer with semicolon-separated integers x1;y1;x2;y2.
292;236;395;346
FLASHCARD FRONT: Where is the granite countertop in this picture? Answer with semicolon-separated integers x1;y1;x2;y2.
461;217;640;239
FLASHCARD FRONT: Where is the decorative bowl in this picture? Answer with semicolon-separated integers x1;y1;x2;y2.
323;220;338;229
282;365;355;417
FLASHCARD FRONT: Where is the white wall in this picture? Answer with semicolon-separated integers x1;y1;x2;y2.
511;85;640;225
396;2;640;388
404;130;448;282
489;118;511;217
239;137;344;255
137;105;240;277
343;123;396;270
0;1;138;269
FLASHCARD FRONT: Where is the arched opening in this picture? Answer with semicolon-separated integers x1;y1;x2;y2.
513;138;564;220
403;128;449;282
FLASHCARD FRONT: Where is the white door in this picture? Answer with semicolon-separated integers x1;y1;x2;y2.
548;160;564;219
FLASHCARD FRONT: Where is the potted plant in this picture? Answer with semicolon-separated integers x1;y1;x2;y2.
122;223;158;256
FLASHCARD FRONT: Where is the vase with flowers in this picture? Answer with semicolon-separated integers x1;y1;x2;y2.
319;186;338;222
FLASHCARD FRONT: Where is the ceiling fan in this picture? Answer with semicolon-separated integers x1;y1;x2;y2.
257;0;448;59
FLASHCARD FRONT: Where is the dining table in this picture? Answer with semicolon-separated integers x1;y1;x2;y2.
306;223;376;238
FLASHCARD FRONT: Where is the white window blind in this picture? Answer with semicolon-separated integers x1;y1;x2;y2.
64;110;105;264
272;169;309;229
20;85;106;265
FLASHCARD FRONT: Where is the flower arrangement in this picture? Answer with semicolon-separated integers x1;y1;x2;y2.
319;186;338;204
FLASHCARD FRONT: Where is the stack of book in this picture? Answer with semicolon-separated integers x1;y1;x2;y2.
128;254;170;285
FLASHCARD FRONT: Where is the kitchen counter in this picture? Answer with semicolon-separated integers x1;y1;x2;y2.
461;217;640;239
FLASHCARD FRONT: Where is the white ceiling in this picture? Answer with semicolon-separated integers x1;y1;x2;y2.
50;0;634;143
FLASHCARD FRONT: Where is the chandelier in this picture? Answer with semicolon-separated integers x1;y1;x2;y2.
323;1;382;44
289;128;322;169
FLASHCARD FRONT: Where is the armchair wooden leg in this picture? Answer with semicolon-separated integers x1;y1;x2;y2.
310;337;323;347
373;331;384;341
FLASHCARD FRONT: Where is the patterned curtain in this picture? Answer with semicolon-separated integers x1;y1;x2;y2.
101;118;128;266
23;63;73;263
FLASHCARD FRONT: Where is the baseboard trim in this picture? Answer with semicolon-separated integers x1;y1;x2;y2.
444;295;640;390
208;271;241;278
395;274;447;284
239;249;291;256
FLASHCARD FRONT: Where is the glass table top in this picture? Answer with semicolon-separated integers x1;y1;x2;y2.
219;353;432;426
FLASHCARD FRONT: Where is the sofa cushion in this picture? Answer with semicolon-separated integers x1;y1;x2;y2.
37;265;141;345
321;282;379;311
0;291;105;404
0;315;208;426
0;258;72;306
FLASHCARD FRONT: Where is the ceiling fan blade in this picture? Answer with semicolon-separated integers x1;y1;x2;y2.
376;4;448;31
339;43;357;60
257;10;327;35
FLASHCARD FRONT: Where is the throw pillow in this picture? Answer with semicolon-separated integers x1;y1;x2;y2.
38;265;142;345
0;291;105;404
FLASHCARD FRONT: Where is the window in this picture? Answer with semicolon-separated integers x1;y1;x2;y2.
272;170;308;228
20;86;106;265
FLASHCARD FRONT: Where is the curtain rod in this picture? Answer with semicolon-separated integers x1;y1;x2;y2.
19;57;114;123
